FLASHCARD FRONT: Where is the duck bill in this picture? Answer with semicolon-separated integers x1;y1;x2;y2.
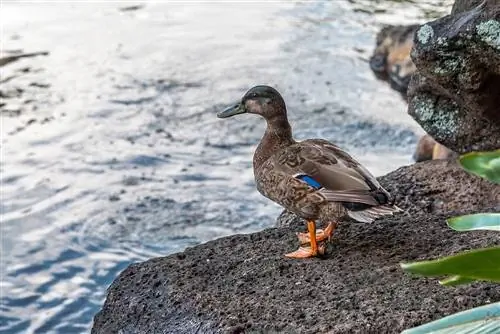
217;103;246;118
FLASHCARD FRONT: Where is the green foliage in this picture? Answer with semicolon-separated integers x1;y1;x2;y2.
401;149;500;332
401;150;500;286
459;149;500;184
400;247;500;284
447;213;500;232
401;302;500;334
438;275;476;287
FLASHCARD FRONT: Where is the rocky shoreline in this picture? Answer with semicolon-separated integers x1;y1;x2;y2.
92;160;500;334
408;0;500;153
92;0;500;332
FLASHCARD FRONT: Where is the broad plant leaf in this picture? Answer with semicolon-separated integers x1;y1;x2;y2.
401;150;500;333
459;150;500;184
402;302;500;334
400;247;500;283
439;275;476;286
447;213;500;232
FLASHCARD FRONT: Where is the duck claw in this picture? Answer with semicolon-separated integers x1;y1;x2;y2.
296;221;336;244
284;244;325;258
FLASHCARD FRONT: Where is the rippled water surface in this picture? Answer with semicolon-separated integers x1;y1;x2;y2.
1;1;452;333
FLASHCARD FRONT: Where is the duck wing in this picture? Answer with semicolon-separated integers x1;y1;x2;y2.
270;139;393;207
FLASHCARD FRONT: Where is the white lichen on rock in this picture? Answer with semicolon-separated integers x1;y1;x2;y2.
477;20;500;50
434;66;447;75
413;95;435;122
412;94;459;139
437;37;448;46
434;58;460;75
417;25;434;44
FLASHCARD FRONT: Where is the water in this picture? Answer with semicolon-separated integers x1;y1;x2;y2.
1;1;452;333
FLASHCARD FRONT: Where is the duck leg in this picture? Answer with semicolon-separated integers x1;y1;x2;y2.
285;221;324;258
296;221;336;245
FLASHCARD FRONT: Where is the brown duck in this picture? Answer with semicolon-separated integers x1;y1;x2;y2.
217;85;401;258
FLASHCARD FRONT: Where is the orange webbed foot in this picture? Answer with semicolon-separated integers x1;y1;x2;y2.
296;221;337;244
284;244;325;258
286;220;327;259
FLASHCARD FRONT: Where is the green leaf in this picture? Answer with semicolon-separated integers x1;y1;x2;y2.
447;213;500;232
439;275;477;286
400;247;500;283
459;150;500;184
402;302;500;334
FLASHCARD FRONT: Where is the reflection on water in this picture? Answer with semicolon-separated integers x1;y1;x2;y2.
1;1;451;333
350;0;454;21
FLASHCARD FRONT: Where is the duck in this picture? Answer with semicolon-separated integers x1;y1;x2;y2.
217;85;401;258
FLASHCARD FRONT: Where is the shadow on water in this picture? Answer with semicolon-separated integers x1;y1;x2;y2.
1;1;452;333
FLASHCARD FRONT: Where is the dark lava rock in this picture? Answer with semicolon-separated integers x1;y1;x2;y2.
92;160;500;334
370;24;419;97
407;0;500;153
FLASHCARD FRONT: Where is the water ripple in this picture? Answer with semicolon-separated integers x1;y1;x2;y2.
1;1;450;333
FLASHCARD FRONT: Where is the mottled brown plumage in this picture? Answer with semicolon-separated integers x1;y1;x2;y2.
217;85;401;258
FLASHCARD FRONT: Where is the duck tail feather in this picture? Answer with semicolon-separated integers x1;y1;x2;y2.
319;189;380;206
347;204;402;223
347;210;376;223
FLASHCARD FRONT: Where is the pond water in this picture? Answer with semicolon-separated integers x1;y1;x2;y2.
1;1;452;333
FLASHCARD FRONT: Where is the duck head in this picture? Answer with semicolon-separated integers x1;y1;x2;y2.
217;85;286;120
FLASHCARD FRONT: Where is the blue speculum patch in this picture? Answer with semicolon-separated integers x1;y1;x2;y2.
295;174;323;189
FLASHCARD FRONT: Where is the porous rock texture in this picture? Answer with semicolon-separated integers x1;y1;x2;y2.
92;160;500;334
407;0;500;154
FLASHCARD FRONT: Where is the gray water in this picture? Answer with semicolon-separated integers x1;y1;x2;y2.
1;1;452;333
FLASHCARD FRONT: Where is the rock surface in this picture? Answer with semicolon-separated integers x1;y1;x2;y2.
370;24;419;96
368;25;457;162
412;134;456;162
92;160;500;334
407;0;500;153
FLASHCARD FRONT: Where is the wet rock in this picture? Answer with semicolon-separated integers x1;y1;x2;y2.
370;24;419;96
452;0;498;14
413;134;436;162
369;25;456;159
413;134;457;162
92;160;500;334
408;0;500;153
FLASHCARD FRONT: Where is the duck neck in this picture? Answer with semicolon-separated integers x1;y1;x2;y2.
253;115;294;170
